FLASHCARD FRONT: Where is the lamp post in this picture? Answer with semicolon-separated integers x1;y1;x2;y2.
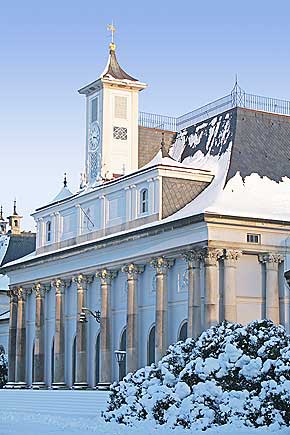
79;307;101;323
114;350;126;381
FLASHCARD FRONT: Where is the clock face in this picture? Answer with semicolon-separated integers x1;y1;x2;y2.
89;124;100;152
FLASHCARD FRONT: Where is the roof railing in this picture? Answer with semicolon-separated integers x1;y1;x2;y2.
138;83;290;131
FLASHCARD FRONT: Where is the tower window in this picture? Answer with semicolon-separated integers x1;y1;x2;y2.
46;221;52;242
113;126;127;140
114;96;127;119
91;97;98;123
14;220;18;227
247;233;260;244
140;188;148;214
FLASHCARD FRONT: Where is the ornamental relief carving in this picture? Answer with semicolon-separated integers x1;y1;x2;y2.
121;263;144;280
258;253;284;264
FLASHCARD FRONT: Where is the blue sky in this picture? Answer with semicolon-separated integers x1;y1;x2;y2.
1;0;290;229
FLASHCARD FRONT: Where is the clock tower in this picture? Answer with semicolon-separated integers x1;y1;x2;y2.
78;32;147;185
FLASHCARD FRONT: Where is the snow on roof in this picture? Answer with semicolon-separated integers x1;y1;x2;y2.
141;149;211;173
0;274;9;290
165;108;290;223
0;235;10;266
50;186;73;204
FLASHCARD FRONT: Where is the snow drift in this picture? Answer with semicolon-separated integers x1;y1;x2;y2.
104;320;290;430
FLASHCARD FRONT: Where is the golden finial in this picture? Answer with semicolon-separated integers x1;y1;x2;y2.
107;22;116;51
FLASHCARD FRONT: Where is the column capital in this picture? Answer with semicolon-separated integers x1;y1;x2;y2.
150;256;174;274
200;247;223;266
258;253;284;265
51;278;67;294
72;273;93;289
96;268;117;285
16;287;26;301
8;287;18;302
33;283;47;298
183;250;202;268
223;249;243;261
121;263;144;280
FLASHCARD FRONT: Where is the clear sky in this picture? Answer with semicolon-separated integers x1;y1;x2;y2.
1;0;290;230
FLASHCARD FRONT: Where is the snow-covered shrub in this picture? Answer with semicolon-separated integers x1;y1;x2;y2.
0;351;8;388
103;320;290;430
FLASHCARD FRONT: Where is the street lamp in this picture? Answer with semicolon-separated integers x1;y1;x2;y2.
80;307;101;323
114;350;126;381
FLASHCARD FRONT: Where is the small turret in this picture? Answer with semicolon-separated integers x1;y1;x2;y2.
7;200;23;235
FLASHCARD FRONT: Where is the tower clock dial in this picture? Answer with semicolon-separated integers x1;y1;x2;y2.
89;123;101;152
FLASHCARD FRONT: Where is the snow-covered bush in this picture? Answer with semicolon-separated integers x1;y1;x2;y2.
0;351;8;388
104;320;290;430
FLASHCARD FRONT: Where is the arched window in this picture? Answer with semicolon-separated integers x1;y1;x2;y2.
32;341;35;384
95;333;100;386
178;321;188;342
140;188;148;214
147;324;155;365
46;221;52;242
118;328;127;381
14;220;18;227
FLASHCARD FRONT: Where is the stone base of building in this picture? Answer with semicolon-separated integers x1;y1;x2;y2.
32;382;47;389
97;382;111;390
51;382;68;390
72;382;89;390
13;382;27;389
4;382;17;389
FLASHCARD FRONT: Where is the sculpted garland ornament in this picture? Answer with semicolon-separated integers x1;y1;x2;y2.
89;123;100;152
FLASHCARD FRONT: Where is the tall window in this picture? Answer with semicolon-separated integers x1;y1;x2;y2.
140;188;148;214
178;321;188;342
147;325;155;365
46;221;52;242
91;97;98;123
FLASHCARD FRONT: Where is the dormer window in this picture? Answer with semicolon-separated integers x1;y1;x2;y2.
46;221;52;242
140;188;148;214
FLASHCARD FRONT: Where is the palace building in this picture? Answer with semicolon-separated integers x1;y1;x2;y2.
2;37;290;389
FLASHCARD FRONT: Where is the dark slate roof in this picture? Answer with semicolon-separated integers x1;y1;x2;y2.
101;47;138;81
226;108;290;183
1;233;36;266
179;107;290;186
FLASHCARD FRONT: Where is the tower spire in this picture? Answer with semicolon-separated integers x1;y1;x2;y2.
107;22;116;50
63;173;68;188
13;199;18;216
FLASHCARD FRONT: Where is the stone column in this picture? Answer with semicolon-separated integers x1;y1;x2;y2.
223;250;242;323
259;253;283;323
122;263;144;374
32;283;46;388
200;247;223;329
6;288;18;387
184;250;201;338
73;274;90;388
96;269;117;388
15;287;27;387
52;279;67;388
150;257;174;363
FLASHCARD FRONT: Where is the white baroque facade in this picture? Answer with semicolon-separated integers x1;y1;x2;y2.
3;42;290;389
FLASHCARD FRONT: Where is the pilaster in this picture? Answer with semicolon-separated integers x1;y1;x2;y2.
259;253;283;324
122;263;144;373
6;288;18;387
183;250;201;338
32;283;47;388
223;249;242;323
51;278;67;388
15;287;27;387
200;247;223;329
150;257;174;362
96;269;117;388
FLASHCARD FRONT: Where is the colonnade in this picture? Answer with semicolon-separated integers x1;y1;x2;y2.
6;247;283;388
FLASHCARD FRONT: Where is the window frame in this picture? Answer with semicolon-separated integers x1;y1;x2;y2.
46;220;52;243
139;188;149;215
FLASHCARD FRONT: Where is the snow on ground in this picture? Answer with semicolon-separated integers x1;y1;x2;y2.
0;408;289;435
0;389;288;435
